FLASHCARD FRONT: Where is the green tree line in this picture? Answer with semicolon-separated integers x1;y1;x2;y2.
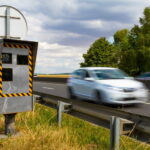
80;7;150;76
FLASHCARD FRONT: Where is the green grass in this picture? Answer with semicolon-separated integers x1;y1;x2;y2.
0;103;149;150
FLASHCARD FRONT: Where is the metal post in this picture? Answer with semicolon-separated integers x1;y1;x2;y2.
4;113;16;135
57;101;63;127
110;116;120;150
5;7;10;38
57;101;72;127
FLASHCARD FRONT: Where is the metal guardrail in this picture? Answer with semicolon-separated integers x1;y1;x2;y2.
56;100;121;150
34;77;150;89
34;91;150;145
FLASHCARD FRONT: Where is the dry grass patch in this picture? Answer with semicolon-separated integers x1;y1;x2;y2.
0;103;149;150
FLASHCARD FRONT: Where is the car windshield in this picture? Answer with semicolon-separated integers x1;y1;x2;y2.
92;69;128;80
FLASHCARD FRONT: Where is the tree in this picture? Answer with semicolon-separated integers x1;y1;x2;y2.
114;29;129;48
115;7;150;75
113;29;130;70
80;37;116;67
128;7;150;75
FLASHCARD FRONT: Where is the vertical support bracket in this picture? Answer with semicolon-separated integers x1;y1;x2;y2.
57;101;72;127
5;7;10;38
110;116;120;150
4;113;16;135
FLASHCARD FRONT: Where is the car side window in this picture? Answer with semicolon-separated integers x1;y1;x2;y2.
73;70;90;80
73;70;82;79
85;71;90;78
81;70;90;79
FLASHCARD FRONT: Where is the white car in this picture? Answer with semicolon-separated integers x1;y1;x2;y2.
67;67;149;105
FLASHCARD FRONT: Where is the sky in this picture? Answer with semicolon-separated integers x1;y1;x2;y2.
0;0;149;74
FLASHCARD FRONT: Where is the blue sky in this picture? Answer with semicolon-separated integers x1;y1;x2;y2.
0;0;149;73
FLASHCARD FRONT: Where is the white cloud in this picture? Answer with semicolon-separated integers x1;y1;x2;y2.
81;20;103;29
80;19;132;32
44;0;79;16
0;0;41;12
109;3;149;23
35;42;87;73
24;12;82;44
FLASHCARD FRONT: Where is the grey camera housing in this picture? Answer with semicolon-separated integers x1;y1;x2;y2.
0;39;38;114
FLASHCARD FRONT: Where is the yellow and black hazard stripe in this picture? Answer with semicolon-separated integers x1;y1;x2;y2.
28;48;33;94
3;43;31;49
0;93;32;97
0;60;2;94
0;43;33;97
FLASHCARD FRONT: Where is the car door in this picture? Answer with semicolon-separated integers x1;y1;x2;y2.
73;69;94;99
74;69;93;99
71;69;83;96
80;70;94;99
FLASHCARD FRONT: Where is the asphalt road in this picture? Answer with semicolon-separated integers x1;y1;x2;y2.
33;81;150;118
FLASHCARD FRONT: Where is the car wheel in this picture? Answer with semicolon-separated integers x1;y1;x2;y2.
95;90;103;104
68;87;76;99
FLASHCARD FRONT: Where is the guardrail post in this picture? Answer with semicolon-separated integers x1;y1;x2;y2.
57;101;72;127
110;116;120;150
57;101;62;127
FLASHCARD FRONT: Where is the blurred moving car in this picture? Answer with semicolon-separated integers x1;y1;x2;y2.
67;67;148;105
136;72;150;80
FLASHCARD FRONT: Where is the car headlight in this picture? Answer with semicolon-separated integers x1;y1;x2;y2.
102;84;123;92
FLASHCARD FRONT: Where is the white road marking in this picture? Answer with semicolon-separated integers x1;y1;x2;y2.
42;87;55;90
143;102;150;105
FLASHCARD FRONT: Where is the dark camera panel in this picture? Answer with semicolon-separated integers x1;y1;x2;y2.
2;68;13;81
17;55;28;65
2;53;12;64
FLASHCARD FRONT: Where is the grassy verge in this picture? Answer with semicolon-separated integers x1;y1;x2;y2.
0;103;149;150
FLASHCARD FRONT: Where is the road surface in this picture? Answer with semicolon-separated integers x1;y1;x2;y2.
33;81;150;118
